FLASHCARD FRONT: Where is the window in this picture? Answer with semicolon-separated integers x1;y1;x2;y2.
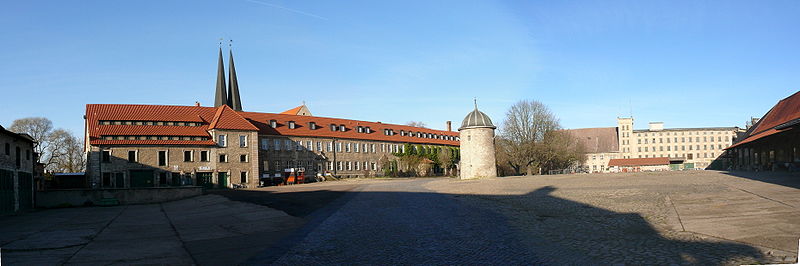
240;135;247;147
307;141;313;150
327;142;333;152
345;143;351;152
317;141;322;151
288;121;296;129
200;151;209;162
184;151;193;162
128;150;137;163
357;126;364;133
337;161;343;171
274;139;281;151
102;150;111;163
354;143;360;153
219;154;228;162
336;143;342;152
261;139;269;150
102;173;112;188
309;122;316;129
355;161;360;170
285;140;292;150
365;127;371;133
371;162;377;170
240;154;247;162
381;144;385;152
339;125;346;131
4;143;8;155
331;124;337;131
26;150;30;160
217;134;227;147
346;161;352;170
158;151;167;166
270;120;277;128
371;144;376;153
240;172;248;183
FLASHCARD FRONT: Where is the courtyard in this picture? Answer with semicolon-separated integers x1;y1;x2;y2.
1;170;798;265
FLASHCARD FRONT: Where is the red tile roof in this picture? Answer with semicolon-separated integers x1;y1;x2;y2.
208;105;259;131
85;104;459;146
608;157;670;167
727;91;800;149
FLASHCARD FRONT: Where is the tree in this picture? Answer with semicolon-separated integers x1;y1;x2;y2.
496;100;585;175
10;117;85;173
406;121;427;128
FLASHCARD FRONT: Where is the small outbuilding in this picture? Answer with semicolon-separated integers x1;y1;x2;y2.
608;157;670;173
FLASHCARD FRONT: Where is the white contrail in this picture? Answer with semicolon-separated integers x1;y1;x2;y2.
243;0;329;20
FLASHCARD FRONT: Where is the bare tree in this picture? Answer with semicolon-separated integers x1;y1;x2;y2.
10;117;85;173
406;121;427;128
496;100;585;175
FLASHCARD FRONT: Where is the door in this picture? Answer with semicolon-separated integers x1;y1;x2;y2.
130;170;155;188
197;172;213;189
0;169;14;214
217;172;228;189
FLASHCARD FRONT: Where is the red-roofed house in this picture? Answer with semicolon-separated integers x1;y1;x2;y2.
726;91;800;171
607;157;670;172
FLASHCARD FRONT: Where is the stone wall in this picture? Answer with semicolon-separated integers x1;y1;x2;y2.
36;187;202;208
459;127;496;179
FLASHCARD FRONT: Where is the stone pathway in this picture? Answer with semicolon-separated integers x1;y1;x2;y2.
0;195;302;265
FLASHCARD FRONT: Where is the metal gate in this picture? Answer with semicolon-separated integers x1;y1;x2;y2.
197;172;213;189
17;172;33;211
0;169;14;214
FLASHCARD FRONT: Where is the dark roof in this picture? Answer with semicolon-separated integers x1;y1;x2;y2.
728;90;800;149
608;157;670;167
0;125;35;143
564;127;619;153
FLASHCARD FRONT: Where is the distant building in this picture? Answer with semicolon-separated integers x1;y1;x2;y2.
566;118;742;173
727;91;800;171
0;124;35;214
608;157;670;172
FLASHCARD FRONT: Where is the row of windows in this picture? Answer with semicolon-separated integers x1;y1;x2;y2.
259;138;403;153
101;171;249;188
633;136;731;144
632;153;716;159
634;144;727;153
4;142;32;168
101;150;248;165
634;131;734;137
215;135;247;147
103;135;210;141
99;120;203;127
329;161;379;171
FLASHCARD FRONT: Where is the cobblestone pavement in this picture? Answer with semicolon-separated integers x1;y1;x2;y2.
271;179;553;265
267;171;799;265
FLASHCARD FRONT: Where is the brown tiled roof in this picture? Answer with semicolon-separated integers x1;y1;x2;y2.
85;104;459;146
727;90;800;149
608;157;670;167
563;127;619;153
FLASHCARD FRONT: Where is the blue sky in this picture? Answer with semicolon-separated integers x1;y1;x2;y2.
1;0;798;136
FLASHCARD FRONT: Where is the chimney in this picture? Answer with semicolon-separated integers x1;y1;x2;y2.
446;121;452;131
195;101;201;107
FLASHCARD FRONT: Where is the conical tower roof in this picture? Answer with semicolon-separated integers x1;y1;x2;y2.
227;49;242;111
214;48;228;108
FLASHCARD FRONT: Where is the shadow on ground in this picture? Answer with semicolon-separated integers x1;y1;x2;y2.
722;170;800;189
214;184;772;265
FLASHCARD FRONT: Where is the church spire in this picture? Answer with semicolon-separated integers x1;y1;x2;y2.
214;47;228;108
227;47;242;111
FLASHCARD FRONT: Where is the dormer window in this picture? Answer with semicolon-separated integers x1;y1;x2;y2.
288;121;296;129
339;125;346;131
270;120;277;128
309;122;316;129
400;130;406;136
365;127;371;133
331;124;338;131
357;126;364;133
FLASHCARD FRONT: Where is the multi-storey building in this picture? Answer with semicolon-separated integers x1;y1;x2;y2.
83;49;459;189
567;118;741;172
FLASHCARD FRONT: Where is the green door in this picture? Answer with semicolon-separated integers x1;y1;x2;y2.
683;163;695;169
197;172;213;189
217;172;228;189
130;170;155;188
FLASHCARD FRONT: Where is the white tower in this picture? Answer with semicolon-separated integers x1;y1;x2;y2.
458;101;497;179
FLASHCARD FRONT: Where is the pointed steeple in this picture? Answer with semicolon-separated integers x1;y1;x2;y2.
227;49;242;111
214;47;228;108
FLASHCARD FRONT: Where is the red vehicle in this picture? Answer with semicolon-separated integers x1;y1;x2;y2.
282;168;306;185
